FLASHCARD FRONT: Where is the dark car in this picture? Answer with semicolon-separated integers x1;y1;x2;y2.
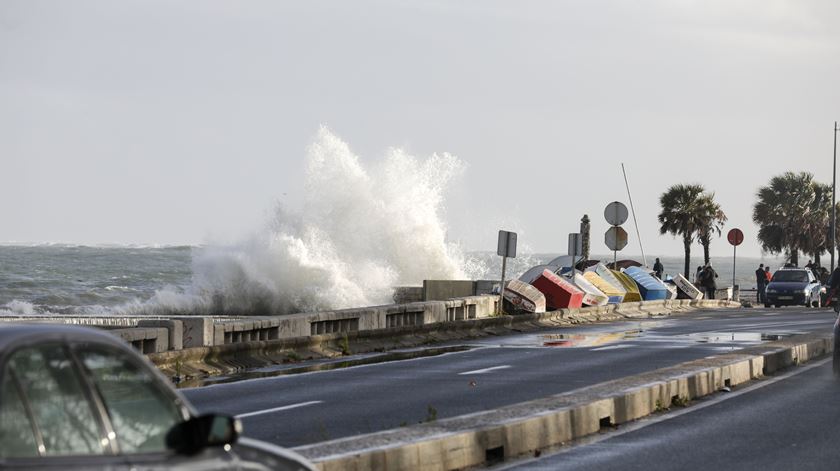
0;323;316;470
764;268;823;308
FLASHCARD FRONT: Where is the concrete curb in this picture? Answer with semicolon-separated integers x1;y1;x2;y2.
293;332;832;471
149;299;739;380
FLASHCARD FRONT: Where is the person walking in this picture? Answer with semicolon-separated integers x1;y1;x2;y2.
653;258;664;280
701;263;719;300
755;263;766;304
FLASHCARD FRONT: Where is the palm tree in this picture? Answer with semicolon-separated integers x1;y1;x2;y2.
695;193;728;265
802;183;833;266
658;184;708;277
752;172;817;266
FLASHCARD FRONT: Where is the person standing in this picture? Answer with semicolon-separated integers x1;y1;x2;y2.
755;263;766;304
701;263;719;300
765;266;772;283
694;266;703;285
653;258;664;280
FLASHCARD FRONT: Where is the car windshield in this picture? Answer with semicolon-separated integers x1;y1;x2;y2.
771;271;809;283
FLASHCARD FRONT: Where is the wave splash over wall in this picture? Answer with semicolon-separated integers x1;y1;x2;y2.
135;127;471;316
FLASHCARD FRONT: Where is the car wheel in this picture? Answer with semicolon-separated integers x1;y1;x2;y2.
764;303;771;308
775;304;781;308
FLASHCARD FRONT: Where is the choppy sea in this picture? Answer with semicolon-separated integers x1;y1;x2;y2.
0;244;789;317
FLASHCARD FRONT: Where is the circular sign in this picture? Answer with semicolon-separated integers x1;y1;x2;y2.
605;226;628;251
604;201;629;226
727;228;744;246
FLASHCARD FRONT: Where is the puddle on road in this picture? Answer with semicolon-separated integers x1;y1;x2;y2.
535;330;795;348
687;332;791;343
542;330;643;347
178;345;472;389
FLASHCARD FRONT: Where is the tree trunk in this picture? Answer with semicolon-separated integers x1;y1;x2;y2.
791;249;799;266
683;235;692;278
815;252;821;267
702;242;711;265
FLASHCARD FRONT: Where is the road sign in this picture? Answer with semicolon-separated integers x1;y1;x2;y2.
568;233;582;256
604;201;629;226
605;226;628;251
497;230;518;258
727;228;744;246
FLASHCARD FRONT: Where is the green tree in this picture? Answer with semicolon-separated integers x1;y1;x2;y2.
752;172;818;266
658;184;709;277
695;193;728;265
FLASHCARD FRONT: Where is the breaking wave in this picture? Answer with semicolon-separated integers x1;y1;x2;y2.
127;127;472;315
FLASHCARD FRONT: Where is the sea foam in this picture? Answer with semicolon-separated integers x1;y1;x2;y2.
135;127;471;315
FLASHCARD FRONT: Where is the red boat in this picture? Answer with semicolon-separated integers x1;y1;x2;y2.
531;269;584;310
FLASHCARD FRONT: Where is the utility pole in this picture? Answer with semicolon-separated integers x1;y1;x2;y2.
833;121;838;272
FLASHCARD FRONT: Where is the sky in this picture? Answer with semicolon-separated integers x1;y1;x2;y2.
2;0;839;258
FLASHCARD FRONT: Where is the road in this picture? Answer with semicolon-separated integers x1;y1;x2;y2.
183;306;835;448
498;357;840;470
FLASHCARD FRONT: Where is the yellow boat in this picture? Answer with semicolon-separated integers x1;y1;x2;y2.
610;269;643;302
582;271;625;304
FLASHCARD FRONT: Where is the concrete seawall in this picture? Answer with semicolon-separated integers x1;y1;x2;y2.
293;332;832;470
0;295;739;382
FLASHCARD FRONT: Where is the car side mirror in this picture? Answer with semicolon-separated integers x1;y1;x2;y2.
166;414;242;455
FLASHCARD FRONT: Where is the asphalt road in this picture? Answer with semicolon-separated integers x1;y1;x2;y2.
183;306;835;448
498;357;840;471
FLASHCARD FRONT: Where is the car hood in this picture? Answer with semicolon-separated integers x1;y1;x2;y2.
767;281;808;290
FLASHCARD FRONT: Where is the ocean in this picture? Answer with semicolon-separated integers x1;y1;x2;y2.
0;244;789;317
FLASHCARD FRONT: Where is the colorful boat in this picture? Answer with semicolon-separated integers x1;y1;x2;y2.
518;264;561;284
624;266;669;301
673;273;704;300
531;269;584;310
503;279;546;313
582;271;624;304
610;269;643;302
572;272;609;306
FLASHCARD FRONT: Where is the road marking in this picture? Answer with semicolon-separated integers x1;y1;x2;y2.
492;356;832;470
458;365;511;375
694;316;712;320
235;400;323;419
590;344;635;351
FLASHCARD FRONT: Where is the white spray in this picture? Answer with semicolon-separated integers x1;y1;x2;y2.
134;127;471;315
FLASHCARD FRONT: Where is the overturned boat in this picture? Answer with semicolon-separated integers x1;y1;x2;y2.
624;266;669;301
531;269;584;310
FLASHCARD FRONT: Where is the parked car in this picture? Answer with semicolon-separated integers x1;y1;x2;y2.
0;323;317;470
764;268;824;308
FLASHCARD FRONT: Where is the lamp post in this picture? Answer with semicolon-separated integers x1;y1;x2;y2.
833;121;838;272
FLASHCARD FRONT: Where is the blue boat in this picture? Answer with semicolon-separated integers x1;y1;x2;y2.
623;266;669;301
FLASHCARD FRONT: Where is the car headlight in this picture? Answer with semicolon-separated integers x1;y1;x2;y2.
767;289;776;293
804;289;811;295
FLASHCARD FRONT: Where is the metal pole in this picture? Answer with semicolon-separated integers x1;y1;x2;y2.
497;256;507;315
732;244;737;290
833;121;838;272
622;163;647;267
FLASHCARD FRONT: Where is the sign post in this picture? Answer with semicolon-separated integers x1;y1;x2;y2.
727;228;744;290
497;230;518;315
604;201;629;268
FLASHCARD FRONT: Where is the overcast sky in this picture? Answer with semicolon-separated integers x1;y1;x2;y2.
2;0;839;258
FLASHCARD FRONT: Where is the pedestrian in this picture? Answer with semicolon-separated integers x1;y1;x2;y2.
701;263;719;300
653;258;664;280
829;266;840;309
755;263;766;304
765;266;772;283
694;266;703;285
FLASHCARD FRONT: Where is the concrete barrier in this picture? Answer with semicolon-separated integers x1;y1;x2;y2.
294;332;832;470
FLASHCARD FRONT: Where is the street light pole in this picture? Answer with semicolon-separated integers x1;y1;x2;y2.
833;121;838;272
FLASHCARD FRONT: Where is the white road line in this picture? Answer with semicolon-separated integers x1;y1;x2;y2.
590;344;636;352
235;400;323;419
458;365;511;376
